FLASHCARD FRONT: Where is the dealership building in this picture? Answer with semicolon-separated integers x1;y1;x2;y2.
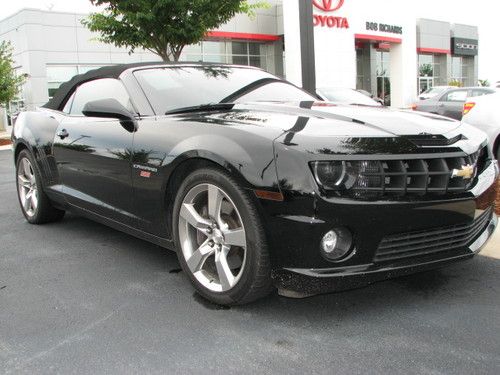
0;0;479;119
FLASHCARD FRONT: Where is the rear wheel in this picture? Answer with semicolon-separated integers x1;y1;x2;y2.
16;149;65;224
173;168;272;305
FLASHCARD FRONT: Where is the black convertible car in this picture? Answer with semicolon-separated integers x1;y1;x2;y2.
12;63;498;305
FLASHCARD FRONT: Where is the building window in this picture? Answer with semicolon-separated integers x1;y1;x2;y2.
180;40;270;72
376;50;390;106
418;54;434;77
418;53;447;93
355;48;365;90
450;56;463;84
418;54;435;94
450;56;473;86
46;65;106;98
47;66;77;98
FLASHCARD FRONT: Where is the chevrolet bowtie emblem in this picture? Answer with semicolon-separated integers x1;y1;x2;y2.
451;164;475;179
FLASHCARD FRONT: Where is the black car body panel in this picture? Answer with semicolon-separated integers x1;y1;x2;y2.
12;63;498;295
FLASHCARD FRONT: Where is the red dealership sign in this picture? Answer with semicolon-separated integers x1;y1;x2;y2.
312;0;349;29
312;0;345;12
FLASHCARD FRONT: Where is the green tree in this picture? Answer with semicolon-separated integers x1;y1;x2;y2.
83;0;268;62
478;79;490;87
0;41;25;106
419;63;433;77
448;79;463;87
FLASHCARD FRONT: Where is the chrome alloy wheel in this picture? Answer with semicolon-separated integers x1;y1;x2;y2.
178;183;247;292
17;157;39;217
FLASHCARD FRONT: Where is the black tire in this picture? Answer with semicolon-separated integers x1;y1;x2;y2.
172;167;273;305
16;149;65;224
496;145;500;163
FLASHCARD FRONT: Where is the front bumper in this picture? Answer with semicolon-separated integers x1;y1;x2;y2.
267;161;499;295
273;214;497;295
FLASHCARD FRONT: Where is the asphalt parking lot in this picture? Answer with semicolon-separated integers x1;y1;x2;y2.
1;149;499;374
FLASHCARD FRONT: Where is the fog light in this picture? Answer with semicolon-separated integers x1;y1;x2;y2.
320;228;353;261
321;231;338;253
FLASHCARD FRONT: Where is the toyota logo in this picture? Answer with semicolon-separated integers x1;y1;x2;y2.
313;0;345;12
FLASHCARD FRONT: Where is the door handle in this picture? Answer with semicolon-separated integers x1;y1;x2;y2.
57;129;69;139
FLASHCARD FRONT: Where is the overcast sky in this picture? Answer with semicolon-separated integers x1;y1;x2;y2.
1;0;498;83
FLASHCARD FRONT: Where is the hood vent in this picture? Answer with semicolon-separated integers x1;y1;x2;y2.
403;134;464;147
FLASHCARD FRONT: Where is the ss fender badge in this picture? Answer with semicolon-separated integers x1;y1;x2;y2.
133;164;158;178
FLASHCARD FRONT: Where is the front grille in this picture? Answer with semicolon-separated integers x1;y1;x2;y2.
349;147;487;197
374;207;493;263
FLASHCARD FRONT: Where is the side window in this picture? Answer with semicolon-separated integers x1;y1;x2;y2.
442;90;467;102
470;89;491;98
70;78;133;115
62;92;75;114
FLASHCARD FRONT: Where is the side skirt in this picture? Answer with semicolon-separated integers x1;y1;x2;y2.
68;204;176;251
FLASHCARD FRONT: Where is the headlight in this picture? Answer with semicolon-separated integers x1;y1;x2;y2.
310;160;382;191
311;161;354;190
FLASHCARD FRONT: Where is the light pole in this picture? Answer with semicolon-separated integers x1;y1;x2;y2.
298;0;316;95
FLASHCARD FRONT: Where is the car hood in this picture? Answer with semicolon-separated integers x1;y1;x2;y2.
229;101;462;137
173;100;485;156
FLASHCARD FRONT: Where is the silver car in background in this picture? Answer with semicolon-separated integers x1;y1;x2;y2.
317;87;382;106
412;87;495;120
462;91;500;160
418;86;453;100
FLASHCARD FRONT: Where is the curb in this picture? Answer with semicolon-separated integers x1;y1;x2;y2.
0;137;12;151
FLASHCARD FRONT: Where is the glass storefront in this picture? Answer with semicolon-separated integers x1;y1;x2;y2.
180;40;275;73
451;56;474;86
356;48;365;90
417;53;448;94
418;54;434;93
355;44;391;106
376;50;390;106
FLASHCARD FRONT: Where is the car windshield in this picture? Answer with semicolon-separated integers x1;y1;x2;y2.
134;66;316;114
318;88;381;106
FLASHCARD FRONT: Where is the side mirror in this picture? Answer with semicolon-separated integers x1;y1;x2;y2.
82;98;138;132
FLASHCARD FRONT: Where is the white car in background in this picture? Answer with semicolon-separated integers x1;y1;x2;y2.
462;91;500;160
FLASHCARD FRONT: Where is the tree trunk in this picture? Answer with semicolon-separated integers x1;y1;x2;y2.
154;45;184;62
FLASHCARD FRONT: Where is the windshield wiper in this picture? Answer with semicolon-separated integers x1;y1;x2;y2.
165;103;235;115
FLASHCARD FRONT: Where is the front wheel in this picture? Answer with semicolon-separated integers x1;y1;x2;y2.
173;168;272;305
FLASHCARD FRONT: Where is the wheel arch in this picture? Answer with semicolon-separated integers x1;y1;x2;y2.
13;141;30;163
493;133;500;157
163;155;258;238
